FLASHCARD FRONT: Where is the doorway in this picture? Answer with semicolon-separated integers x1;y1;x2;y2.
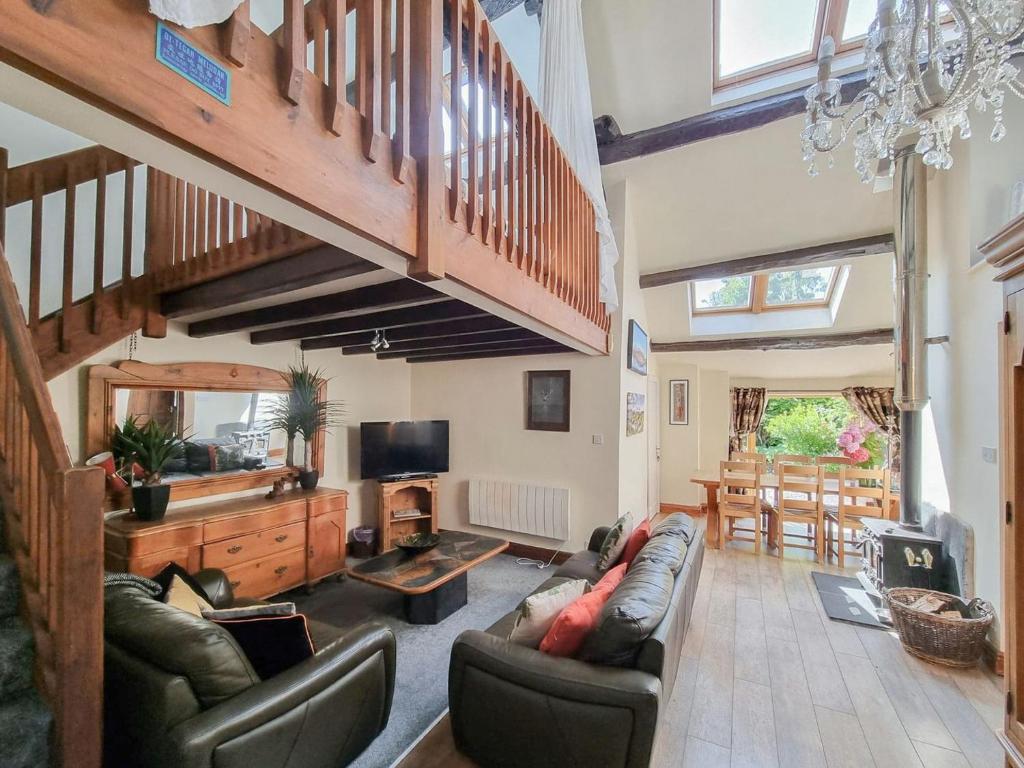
647;377;660;520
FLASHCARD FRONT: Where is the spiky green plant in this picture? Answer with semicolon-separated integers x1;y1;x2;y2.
117;419;185;486
268;364;345;471
112;415;143;481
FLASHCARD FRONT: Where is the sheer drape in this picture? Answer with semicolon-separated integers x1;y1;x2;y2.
538;0;620;313
842;386;901;472
730;388;768;453
149;0;244;27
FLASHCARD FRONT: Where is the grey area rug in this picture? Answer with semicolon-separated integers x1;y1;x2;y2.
288;554;550;768
811;571;887;629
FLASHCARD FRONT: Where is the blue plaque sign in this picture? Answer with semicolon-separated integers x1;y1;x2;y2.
155;22;231;106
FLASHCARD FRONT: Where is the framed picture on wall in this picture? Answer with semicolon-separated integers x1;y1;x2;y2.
626;392;645;436
627;320;649;376
526;370;571;432
669;379;689;425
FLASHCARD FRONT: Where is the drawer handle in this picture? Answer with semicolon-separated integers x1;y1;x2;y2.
229;580;241;589
274;565;289;576
227;545;243;554
275;535;289;543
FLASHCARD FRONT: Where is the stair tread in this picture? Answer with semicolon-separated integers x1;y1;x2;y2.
0;690;51;768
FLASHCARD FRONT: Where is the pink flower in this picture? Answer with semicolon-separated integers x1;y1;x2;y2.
852;447;870;464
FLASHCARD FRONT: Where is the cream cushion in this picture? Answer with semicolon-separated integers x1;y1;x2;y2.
164;574;214;617
508;578;590;648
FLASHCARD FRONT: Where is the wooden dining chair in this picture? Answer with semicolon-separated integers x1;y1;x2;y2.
816;455;856;531
719;461;766;555
827;466;891;568
774;453;813;467
777;463;825;561
731;451;766;464
726;451;768;539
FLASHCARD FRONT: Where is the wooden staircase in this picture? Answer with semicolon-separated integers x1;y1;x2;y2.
1;144;323;380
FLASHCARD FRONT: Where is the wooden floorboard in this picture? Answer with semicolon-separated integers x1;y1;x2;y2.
398;541;1005;768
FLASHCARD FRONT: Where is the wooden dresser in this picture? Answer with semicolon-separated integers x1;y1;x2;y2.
105;487;347;600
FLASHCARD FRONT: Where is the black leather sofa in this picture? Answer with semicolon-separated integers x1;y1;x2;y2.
448;513;705;768
103;569;396;768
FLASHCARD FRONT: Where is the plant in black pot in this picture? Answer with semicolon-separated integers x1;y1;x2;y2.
271;364;344;491
116;419;185;521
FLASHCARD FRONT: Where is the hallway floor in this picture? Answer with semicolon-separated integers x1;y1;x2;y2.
398;532;1005;768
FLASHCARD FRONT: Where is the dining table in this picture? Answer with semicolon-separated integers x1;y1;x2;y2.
689;470;901;550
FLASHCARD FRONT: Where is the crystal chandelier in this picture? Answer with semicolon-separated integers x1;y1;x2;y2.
802;0;1024;181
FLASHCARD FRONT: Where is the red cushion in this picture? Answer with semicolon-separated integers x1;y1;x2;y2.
539;563;628;657
620;518;651;567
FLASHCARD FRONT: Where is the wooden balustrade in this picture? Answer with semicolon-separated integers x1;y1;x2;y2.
0;241;105;768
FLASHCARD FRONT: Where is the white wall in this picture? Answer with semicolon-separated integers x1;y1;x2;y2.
47;324;413;532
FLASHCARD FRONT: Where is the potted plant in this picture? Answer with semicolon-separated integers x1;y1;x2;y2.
117;418;185;521
270;364;343;490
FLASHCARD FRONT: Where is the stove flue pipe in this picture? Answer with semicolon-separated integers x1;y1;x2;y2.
892;145;928;531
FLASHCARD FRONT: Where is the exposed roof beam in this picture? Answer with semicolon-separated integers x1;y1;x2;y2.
300;316;520;350
403;345;569;363
342;328;540;355
188;280;441;337
161;244;378;317
639;234;895;289
251;300;488;344
377;338;561;360
651;327;893;353
598;70;869;165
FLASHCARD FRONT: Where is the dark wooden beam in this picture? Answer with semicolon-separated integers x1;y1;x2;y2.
598;69;870;165
377;339;560;360
251;300;488;344
161;244;378;317
300;316;519;350
403;345;570;363
342;328;539;355
639;234;895;289
651;328;893;353
187;279;441;337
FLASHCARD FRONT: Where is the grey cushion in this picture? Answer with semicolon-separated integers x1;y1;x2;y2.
553;550;603;585
633;535;689;574
580;560;675;667
651;513;695;542
104;584;260;709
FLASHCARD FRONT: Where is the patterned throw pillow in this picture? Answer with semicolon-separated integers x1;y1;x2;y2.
597;513;633;571
508;579;590;648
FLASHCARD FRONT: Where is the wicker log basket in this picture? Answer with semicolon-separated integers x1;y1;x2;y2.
885;588;994;668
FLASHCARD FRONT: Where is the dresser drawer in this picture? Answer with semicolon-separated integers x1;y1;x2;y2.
201;520;307;571
223;546;306;599
203;501;306;542
308;492;347;517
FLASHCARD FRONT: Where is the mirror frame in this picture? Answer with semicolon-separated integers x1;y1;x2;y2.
86;361;325;509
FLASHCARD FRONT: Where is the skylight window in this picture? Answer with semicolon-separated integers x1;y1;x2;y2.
693;276;753;311
714;0;885;90
691;267;839;314
765;267;836;305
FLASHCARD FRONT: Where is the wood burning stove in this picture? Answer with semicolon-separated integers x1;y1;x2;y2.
858;518;953;595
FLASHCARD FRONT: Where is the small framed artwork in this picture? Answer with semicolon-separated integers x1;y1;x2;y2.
526;370;571;432
626;392;645;436
669;379;689;425
627;320;649;376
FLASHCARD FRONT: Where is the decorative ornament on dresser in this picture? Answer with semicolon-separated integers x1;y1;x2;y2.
802;0;1024;181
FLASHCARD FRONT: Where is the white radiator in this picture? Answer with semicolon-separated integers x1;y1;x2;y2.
468;479;570;540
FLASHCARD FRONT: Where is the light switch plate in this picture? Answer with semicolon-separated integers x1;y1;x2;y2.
592;434;604;446
982;446;998;464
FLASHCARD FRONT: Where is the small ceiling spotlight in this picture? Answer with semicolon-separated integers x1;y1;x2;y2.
370;329;390;352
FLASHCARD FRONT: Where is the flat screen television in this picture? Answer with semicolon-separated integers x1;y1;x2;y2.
360;420;450;480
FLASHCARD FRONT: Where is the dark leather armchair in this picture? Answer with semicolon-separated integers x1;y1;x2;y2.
104;569;396;768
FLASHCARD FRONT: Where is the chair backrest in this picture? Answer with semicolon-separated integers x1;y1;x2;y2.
720;460;761;512
838;466;891;521
731;451;766;465
775;453;813;466
816;454;855;480
779;463;824;517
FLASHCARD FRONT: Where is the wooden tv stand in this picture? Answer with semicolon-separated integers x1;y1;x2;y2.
104;487;348;600
377;477;439;553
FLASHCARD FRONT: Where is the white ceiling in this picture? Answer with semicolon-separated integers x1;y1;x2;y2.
656;344;895;382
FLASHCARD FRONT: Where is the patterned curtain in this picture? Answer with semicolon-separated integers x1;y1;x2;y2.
729;388;767;453
842;387;901;472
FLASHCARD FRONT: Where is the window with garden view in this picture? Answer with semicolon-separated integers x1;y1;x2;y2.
691;267;838;314
755;395;889;468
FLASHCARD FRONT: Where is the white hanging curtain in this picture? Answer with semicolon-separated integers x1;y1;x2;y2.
149;0;245;28
538;0;620;314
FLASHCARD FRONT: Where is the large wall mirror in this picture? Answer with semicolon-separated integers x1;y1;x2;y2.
87;361;325;508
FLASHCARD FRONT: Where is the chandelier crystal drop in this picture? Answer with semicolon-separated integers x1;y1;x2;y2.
802;0;1024;182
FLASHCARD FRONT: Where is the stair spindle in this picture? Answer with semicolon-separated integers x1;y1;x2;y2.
92;155;107;334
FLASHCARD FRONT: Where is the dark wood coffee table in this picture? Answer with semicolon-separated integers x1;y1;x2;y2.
348;531;509;624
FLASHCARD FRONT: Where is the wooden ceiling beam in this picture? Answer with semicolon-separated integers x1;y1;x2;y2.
376;338;560;360
299;316;520;350
651;327;893;353
597;69;869;165
161;244;378;317
251;299;488;344
402;345;569;363
639;234;895;289
187;280;442;337
342;328;540;355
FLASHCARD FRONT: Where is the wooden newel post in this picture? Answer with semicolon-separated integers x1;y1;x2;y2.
408;0;446;280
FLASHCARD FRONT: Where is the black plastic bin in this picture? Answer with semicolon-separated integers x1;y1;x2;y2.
350;526;378;559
